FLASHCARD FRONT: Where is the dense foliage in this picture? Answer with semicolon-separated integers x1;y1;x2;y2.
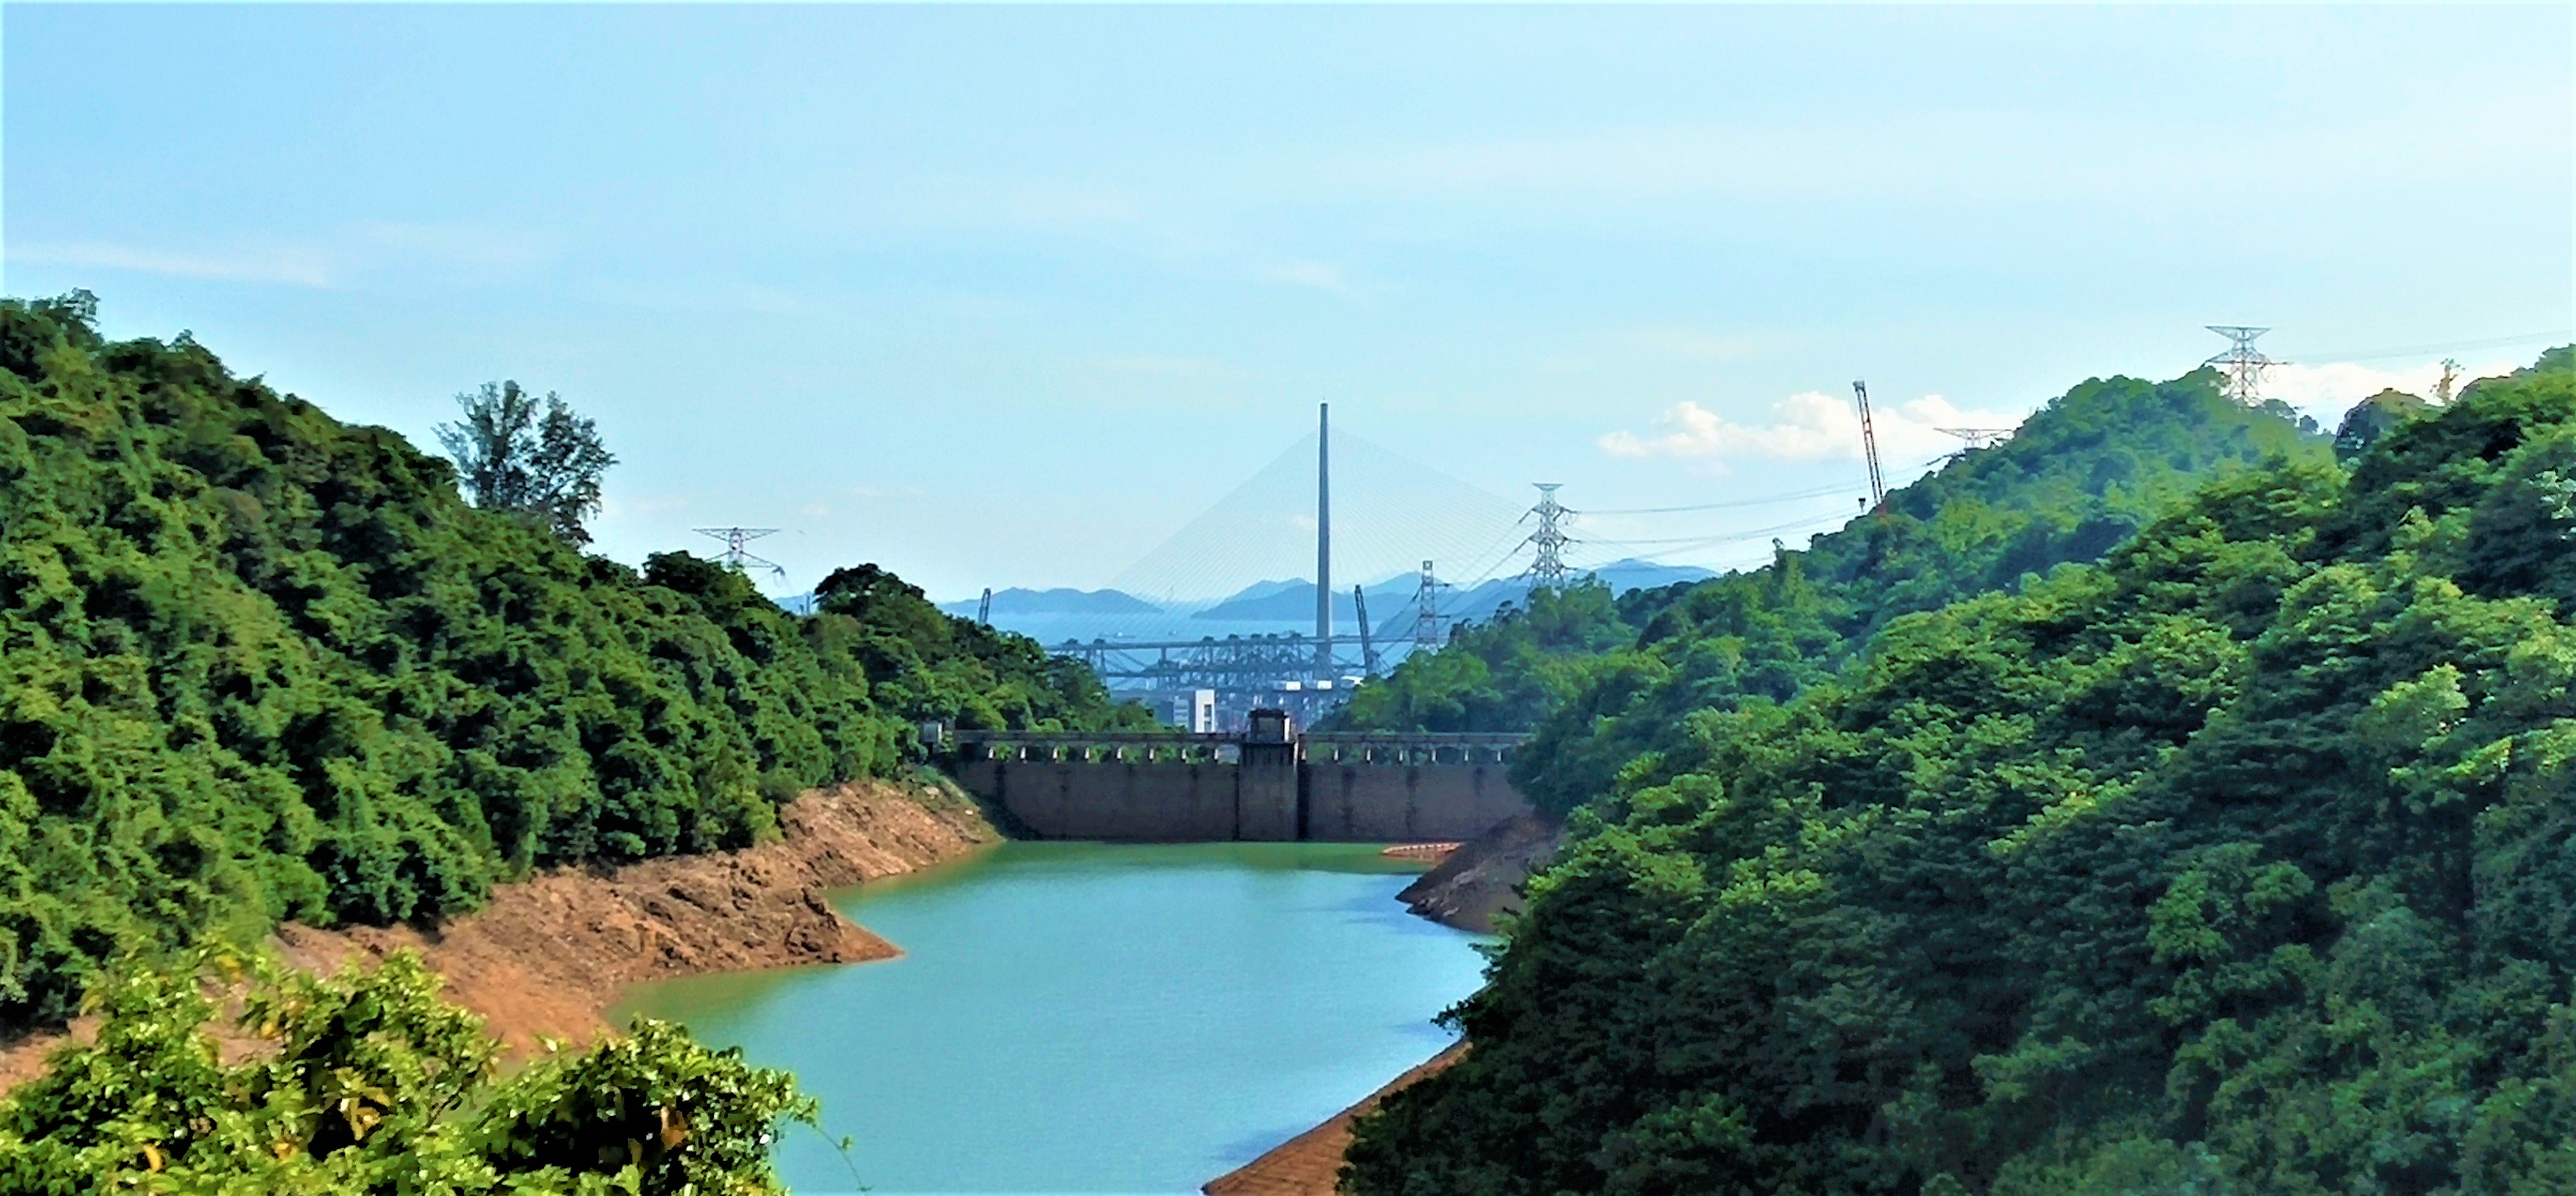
1336;371;2328;818
0;950;813;1195
1344;351;2576;1195
0;293;1146;1029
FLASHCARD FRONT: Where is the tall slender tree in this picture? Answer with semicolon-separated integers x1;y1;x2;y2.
436;380;615;544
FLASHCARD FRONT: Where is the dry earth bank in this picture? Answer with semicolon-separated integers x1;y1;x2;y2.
0;779;998;1089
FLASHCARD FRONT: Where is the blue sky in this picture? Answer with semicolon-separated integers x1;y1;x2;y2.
6;3;2570;601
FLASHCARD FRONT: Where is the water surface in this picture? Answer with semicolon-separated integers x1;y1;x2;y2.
617;841;1487;1195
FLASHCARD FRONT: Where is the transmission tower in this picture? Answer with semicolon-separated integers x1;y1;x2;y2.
1411;560;1448;647
693;527;786;582
977;587;993;625
1935;426;2014;464
1521;484;1572;590
2436;358;2461;404
2205;326;2275;405
1851;381;1887;511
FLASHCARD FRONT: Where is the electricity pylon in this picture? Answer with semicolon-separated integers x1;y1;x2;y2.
1935;426;2014;464
693;527;786;582
2205;326;2275;405
1521;485;1571;590
1411;560;1447;647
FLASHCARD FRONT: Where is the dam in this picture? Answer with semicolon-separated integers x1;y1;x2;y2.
939;710;1532;842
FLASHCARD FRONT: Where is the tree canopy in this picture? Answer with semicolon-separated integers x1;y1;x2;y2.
1343;350;2576;1196
0;949;814;1195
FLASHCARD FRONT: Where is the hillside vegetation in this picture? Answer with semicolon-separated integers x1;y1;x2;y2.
1333;369;2329;790
0;951;813;1193
0;293;1144;1028
1344;350;2576;1195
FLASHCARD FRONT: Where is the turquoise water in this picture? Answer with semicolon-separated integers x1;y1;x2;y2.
615;841;1489;1195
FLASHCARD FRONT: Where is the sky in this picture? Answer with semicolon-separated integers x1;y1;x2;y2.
6;3;2570;601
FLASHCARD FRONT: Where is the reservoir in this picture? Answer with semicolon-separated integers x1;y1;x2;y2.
616;841;1490;1195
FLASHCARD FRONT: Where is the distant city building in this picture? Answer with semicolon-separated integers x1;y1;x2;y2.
1167;688;1218;733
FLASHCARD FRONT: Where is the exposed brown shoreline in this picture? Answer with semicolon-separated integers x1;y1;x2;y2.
0;779;997;1089
1204;1043;1466;1196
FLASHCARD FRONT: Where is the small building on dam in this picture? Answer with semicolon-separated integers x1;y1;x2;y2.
936;710;1532;843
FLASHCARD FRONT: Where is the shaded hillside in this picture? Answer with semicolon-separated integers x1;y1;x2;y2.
1345;350;2576;1196
0;293;1144;1027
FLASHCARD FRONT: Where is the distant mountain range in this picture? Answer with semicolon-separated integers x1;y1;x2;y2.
1190;558;1722;634
1191;577;1422;623
937;587;1163;618
937;559;1719;634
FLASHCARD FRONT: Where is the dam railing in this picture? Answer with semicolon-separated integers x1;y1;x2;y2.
946;730;1525;765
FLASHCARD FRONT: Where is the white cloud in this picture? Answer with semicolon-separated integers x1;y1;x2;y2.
2262;357;2524;425
13;240;338;288
1600;390;2027;468
353;220;549;270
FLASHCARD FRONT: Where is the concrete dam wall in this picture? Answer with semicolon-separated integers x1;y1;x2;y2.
942;726;1532;843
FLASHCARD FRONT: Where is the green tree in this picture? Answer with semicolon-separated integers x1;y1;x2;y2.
0;949;816;1195
436;380;616;545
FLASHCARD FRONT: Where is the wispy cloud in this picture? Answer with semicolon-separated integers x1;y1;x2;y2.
1260;260;1358;298
12;240;339;287
1601;391;2025;467
1606;325;1765;362
1094;353;1236;382
9;221;552;291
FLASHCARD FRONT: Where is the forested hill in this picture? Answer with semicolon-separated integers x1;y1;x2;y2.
1330;367;2329;772
1345;349;2576;1196
0;294;1145;1027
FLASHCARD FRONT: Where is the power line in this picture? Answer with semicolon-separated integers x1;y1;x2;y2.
2276;328;2570;365
1572;480;1866;516
1581;511;1853;551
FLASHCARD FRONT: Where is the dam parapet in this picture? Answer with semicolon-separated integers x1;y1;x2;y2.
938;713;1531;843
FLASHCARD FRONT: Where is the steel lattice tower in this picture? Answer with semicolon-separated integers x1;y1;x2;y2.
693;527;786;581
2205;326;2275;405
1522;484;1570;590
1411;559;1446;646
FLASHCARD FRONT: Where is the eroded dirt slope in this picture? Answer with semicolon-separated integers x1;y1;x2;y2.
0;779;997;1087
